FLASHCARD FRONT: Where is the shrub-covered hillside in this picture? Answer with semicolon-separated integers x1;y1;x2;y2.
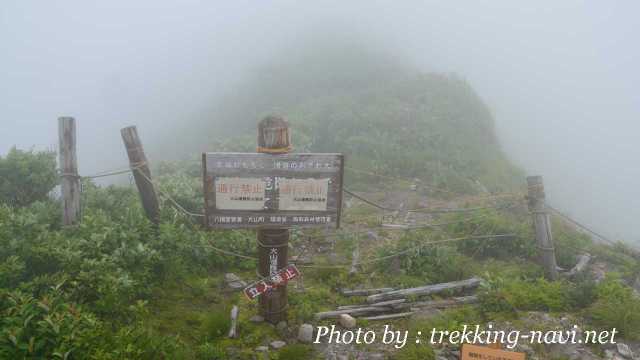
180;42;523;195
2;149;640;359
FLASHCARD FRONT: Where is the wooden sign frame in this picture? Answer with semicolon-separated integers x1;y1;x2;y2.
202;152;344;229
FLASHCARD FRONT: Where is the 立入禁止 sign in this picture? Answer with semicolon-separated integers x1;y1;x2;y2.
461;344;526;360
243;264;301;300
202;153;343;229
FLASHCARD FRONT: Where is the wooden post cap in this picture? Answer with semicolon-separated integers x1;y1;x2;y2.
527;175;545;199
257;115;291;153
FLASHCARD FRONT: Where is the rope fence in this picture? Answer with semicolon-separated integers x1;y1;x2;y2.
66;162;636;263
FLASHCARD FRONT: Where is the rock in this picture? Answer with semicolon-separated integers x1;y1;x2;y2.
224;273;247;290
276;321;288;332
225;273;241;282
250;315;265;323
517;344;538;360
270;340;286;350
339;314;356;329
228;282;245;289
337;355;349;360
367;231;380;241
617;343;634;359
591;262;607;283
298;324;314;343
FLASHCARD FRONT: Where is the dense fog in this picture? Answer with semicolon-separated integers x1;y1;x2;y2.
1;1;638;243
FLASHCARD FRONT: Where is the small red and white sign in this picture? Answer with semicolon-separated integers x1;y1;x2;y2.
243;264;301;300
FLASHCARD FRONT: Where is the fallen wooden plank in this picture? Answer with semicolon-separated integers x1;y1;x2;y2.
566;254;592;277
337;304;363;310
366;277;483;303
369;299;407;308
337;299;405;310
363;312;414;321
403;295;478;311
315;306;392;320
341;288;395;297
381;224;410;229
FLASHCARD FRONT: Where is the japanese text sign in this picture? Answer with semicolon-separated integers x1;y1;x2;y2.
203;153;343;228
243;264;301;300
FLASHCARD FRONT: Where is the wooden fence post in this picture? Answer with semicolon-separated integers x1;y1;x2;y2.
121;126;160;224
58;117;81;225
257;116;291;324
527;176;558;280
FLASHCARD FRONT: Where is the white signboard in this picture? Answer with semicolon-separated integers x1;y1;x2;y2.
203;152;343;228
215;177;266;210
278;178;329;211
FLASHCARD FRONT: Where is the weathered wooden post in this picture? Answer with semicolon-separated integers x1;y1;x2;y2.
257;116;291;324
58;117;81;225
527;176;558;280
121;126;160;224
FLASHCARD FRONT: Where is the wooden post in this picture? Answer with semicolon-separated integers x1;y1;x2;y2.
527;176;558;280
58;117;81;225
257;115;291;324
121;126;160;223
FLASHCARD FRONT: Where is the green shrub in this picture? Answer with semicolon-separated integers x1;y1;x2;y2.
479;275;571;316
589;278;640;340
410;306;483;335
0;147;58;207
591;242;640;283
277;344;313;359
0;285;100;359
196;341;228;359
0;256;26;289
202;308;231;340
395;344;435;360
565;272;597;309
375;230;472;284
450;210;535;260
552;220;593;269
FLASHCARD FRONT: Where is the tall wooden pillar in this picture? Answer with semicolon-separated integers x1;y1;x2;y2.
257;116;291;324
58;117;80;225
527;176;558;280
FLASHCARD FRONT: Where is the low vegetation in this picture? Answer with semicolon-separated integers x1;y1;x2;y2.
2;50;639;358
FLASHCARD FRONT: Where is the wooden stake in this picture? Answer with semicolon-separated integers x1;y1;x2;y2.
58;117;80;225
121;126;160;224
257;115;290;324
527;176;559;280
228;305;239;338
350;229;360;275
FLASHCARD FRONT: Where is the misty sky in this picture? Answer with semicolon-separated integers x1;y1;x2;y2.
1;1;639;242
